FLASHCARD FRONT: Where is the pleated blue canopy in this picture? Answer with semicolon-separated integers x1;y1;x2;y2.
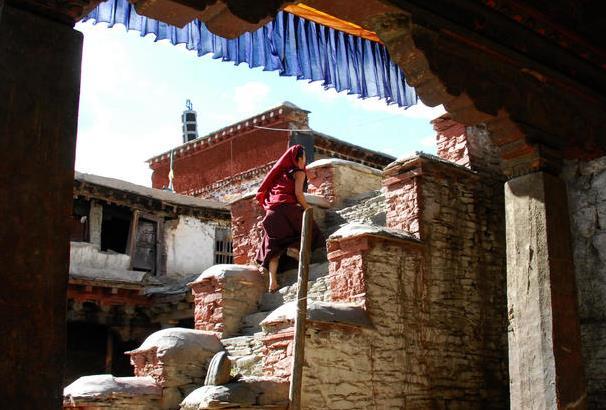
83;0;418;108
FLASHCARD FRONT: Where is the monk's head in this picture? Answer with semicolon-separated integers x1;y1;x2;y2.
295;146;306;169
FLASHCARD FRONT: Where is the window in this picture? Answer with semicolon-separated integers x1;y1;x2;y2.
214;227;233;264
70;199;90;242
100;204;132;253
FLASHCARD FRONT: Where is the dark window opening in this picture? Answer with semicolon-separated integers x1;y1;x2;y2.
186;123;196;132
215;227;233;264
65;322;141;387
184;113;195;121
70;198;90;242
101;204;132;253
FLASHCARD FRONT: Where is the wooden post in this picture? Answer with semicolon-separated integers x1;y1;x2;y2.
127;210;140;267
105;329;114;373
289;208;313;410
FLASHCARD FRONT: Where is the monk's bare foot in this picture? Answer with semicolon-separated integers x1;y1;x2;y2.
268;282;279;293
286;247;299;260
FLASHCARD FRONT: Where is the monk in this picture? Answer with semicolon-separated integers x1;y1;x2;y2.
255;144;323;292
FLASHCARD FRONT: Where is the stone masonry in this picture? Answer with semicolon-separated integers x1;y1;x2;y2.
230;194;265;265
189;265;266;338
325;228;428;408
307;159;382;208
563;156;606;408
382;151;509;406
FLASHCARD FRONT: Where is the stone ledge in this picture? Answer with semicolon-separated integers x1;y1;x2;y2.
188;264;261;286
63;375;161;406
384;152;479;180
307;158;382;176
260;301;373;329
328;222;420;243
230;191;331;209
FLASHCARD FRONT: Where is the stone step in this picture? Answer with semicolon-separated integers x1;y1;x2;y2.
221;335;265;378
324;190;386;233
258;262;330;312
281;274;330;305
279;261;329;285
239;311;271;335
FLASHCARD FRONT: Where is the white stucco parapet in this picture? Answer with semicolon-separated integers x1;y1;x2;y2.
188;264;260;286
260;300;372;328
126;328;224;360
63;375;161;401
306;158;382;176
329;222;419;243
230;191;330;208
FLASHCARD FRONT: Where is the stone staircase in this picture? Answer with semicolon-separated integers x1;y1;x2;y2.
222;261;330;378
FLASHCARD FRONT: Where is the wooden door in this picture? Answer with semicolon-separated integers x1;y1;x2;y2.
132;219;156;273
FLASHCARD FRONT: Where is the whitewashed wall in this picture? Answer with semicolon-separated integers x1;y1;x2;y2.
164;216;217;279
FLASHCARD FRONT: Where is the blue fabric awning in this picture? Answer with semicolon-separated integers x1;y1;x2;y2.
83;0;418;108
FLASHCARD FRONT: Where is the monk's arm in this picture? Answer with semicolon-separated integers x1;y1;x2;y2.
294;171;311;210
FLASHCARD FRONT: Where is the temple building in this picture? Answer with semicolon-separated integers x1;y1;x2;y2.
148;102;395;202
65;172;230;385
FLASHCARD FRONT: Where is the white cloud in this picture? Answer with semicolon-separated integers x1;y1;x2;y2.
233;81;271;115
298;81;341;101
349;96;446;120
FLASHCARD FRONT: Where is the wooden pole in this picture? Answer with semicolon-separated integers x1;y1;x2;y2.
105;329;114;374
289;208;313;410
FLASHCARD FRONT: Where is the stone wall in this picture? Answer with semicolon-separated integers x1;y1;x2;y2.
189;265;265;338
301;325;374;409
382;153;509;408
433;114;470;167
307;159;382;208
260;321;295;380
230;194;265;265
383;169;422;237
562;156;606;407
325;231;428;408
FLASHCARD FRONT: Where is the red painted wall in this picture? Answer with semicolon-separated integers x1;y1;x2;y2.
151;124;291;194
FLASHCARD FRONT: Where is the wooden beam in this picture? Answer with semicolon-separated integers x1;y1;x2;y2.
127;209;140;267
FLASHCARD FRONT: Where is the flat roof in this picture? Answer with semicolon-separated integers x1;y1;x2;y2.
75;171;229;211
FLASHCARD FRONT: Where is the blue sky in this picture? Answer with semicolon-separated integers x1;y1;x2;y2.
74;21;445;186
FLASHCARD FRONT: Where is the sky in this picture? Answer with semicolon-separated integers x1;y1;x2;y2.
74;21;445;187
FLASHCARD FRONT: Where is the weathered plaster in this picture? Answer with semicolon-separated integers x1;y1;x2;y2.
164;216;216;279
505;172;585;409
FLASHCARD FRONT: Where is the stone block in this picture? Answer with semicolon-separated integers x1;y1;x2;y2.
307;159;382;208
180;376;289;409
125;328;224;409
63;375;162;409
189;264;266;337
